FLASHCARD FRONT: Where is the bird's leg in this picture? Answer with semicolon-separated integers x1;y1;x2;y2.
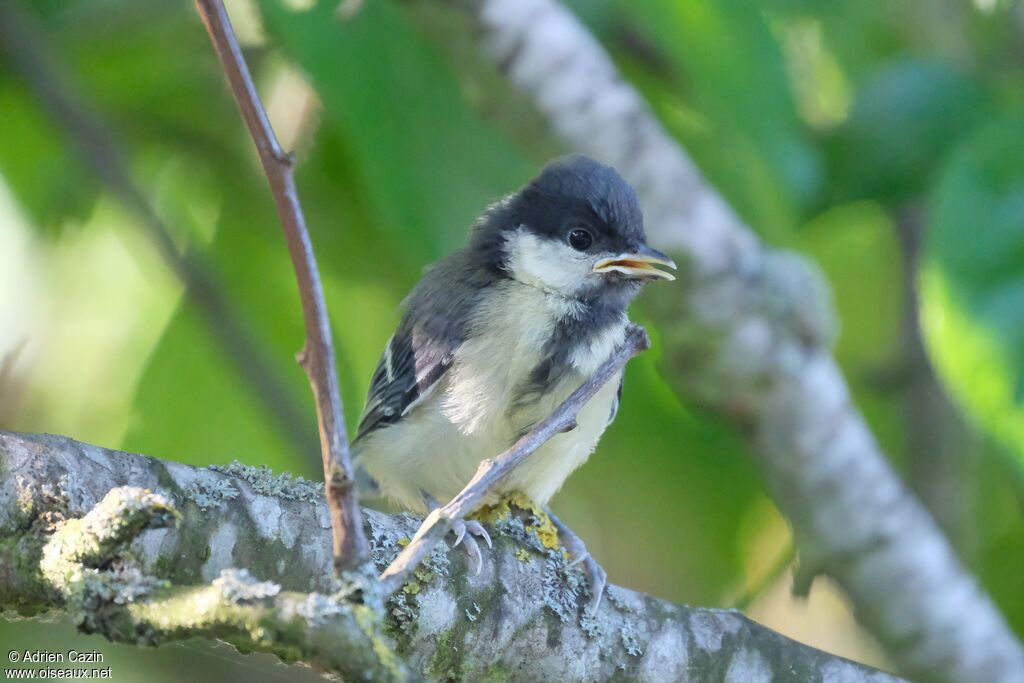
547;508;607;615
423;494;492;575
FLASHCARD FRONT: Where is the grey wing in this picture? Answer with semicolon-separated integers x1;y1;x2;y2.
607;374;624;427
354;319;458;442
354;248;484;442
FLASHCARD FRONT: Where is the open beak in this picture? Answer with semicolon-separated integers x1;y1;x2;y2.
592;245;677;282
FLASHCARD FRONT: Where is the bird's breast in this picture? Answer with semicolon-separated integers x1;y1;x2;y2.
440;281;553;435
440;280;626;436
358;279;628;511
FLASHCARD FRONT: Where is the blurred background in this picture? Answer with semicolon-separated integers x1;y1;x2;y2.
2;0;1024;679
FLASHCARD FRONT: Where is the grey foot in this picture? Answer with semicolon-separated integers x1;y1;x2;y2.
423;494;492;575
548;508;607;615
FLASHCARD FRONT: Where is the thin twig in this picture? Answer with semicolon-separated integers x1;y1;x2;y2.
0;1;319;467
194;0;368;570
379;324;650;594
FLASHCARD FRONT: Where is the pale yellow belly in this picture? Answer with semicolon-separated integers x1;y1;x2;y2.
356;369;619;513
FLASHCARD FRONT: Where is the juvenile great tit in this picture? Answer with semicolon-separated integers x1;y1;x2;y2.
353;156;675;597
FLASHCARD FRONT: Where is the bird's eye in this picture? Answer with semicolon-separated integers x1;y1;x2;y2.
567;228;593;251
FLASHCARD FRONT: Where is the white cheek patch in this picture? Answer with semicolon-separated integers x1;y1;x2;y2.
504;229;595;298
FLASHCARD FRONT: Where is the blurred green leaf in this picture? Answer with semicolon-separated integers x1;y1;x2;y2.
922;116;1024;468
257;0;534;261
59;1;240;158
619;0;817;241
800;201;902;367
0;82;97;232
122;173;315;472
826;60;985;203
975;448;1024;635
798;201;906;468
0;0;241;237
768;1;974;85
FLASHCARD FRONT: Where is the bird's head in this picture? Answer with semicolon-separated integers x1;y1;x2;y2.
470;156;675;308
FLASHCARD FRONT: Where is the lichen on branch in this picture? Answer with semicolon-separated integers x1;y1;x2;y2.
34;485;413;682
40;487;177;590
1;431;902;682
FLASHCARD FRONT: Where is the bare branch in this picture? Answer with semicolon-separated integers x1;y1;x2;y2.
194;0;368;570
379;324;649;594
0;1;318;465
440;1;1024;681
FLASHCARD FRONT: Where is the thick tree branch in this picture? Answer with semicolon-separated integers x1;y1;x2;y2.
381;324;649;594
194;0;367;570
35;485;414;682
436;1;1024;681
0;431;901;682
0;1;318;465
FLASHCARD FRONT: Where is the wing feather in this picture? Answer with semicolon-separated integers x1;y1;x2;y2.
353;249;495;442
354;317;458;442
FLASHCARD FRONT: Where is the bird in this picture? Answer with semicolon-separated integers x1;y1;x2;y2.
352;155;675;609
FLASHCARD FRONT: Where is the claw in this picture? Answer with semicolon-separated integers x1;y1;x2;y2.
465;520;492;549
453;523;467;548
422;494;493;576
448;516;491;576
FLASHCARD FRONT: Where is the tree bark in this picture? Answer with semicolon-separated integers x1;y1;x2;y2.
1;431;899;682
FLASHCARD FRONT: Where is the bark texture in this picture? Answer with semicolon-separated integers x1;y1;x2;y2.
1;431;899;682
441;1;1024;681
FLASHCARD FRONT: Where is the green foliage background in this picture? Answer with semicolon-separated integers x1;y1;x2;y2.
2;0;1024;678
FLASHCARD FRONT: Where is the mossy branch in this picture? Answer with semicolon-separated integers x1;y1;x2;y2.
1;431;901;682
40;487;177;591
34;486;414;682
